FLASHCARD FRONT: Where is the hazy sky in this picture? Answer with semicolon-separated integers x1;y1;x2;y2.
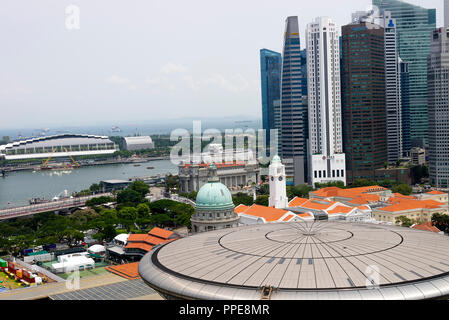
0;0;444;129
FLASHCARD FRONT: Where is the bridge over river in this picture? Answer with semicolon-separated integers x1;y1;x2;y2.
0;193;112;220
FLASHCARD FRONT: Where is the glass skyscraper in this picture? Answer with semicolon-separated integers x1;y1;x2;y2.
373;0;436;148
260;49;282;154
280;16;307;185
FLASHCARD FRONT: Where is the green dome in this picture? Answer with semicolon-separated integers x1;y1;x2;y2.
195;181;234;211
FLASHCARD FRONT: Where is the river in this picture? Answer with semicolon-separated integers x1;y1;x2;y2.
0;160;178;209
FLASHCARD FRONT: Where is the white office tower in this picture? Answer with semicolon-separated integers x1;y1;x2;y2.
268;155;288;208
306;17;346;187
352;9;403;162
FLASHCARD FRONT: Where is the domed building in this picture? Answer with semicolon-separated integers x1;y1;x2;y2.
190;164;240;233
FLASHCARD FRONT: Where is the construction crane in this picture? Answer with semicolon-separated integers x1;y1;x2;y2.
64;148;80;168
41;151;55;169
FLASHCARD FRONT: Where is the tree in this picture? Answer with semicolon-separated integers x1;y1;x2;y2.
128;180;150;198
258;184;269;195
117;188;143;206
315;181;345;189
255;195;269;206
391;184;412;196
290;184;314;198
395;215;413;227
432;213;449;232
136;203;150;218
232;193;254;206
118;207;138;232
85;196;115;207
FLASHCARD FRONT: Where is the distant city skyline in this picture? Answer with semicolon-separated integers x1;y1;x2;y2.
0;0;443;129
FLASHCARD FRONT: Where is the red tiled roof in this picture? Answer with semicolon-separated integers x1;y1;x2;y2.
234;204;250;214
288;197;309;207
105;262;140;280
426;190;447;195
311;186;387;199
327;205;354;215
300;198;336;210
412;222;441;233
125;242;154;252
239;204;289;222
148;227;174;240
381;197;444;212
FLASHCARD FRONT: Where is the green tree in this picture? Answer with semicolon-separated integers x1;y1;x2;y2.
432;213;449;232
117;188;143;206
128;180;150;198
395;215;413;227
391;184;412;196
118;207;138;232
232;192;254;206
255;195;269;206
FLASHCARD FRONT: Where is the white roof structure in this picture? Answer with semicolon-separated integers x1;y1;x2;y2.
114;233;129;245
139;221;449;300
51;254;95;273
124;136;154;151
88;244;106;253
0;134;118;160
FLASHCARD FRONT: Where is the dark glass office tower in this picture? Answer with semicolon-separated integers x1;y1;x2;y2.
373;0;436;148
341;22;387;183
400;59;410;156
260;49;282;154
428;28;449;188
280;16;306;185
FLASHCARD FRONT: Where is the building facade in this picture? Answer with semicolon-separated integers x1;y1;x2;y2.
280;16;307;185
306;17;346;186
428;27;449;188
341;21;387;183
260;49;282;154
373;0;436;147
178;161;259;194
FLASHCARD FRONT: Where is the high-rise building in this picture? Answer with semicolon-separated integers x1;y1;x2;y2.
280;16;307;185
260;49;282;154
341;21;387;184
306;17;346;187
353;10;402;163
373;0;436;148
428;27;449;188
400;58;411;156
445;0;449;27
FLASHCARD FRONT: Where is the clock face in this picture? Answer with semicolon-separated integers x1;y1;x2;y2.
278;176;283;181
270;176;274;181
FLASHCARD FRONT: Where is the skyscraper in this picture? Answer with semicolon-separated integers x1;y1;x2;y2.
400;58;411;156
260;49;282;154
373;0;436;148
280;16;307;185
341;21;387;184
351;10;402;163
306;17;346;187
428;27;449;188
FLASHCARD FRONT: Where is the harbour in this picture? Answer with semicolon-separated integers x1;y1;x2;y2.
0;159;178;209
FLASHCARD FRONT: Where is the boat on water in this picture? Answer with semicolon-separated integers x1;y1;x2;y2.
134;164;141;167
146;166;154;169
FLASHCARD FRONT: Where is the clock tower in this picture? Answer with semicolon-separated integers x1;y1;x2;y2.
268;155;288;208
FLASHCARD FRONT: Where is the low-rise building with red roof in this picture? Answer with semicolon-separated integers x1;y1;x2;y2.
411;222;443;234
373;196;448;224
235;204;313;224
309;186;391;207
287;196;373;222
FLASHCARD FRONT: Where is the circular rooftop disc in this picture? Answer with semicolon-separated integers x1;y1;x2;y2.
139;221;449;300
